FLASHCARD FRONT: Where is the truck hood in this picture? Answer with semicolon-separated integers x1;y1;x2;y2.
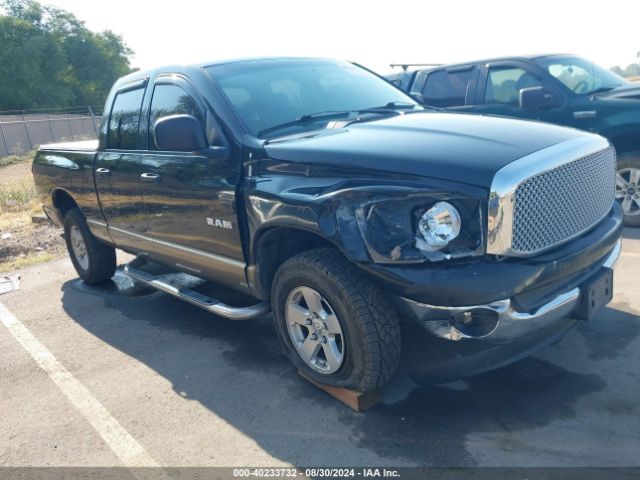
595;84;640;100
264;112;589;188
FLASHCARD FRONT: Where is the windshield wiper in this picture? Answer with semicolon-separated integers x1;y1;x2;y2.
340;103;422;128
257;111;354;137
258;106;413;138
366;101;421;110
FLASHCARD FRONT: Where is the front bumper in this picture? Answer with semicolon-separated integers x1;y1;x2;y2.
361;203;623;307
398;239;620;344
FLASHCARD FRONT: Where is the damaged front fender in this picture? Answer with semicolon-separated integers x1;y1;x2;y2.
245;165;488;266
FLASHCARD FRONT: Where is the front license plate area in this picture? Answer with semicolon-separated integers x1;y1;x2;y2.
575;267;614;320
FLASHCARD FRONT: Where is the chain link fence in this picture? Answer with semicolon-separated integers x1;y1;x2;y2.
0;106;102;160
0;160;32;188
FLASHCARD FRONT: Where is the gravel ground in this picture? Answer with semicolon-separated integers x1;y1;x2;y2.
0;222;64;262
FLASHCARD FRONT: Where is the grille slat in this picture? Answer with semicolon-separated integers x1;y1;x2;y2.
512;147;616;254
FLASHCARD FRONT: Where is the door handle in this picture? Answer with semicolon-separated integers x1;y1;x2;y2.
95;167;111;176
140;173;162;184
573;110;597;119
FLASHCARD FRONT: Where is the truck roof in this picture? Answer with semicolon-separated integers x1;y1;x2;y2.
407;53;574;71
115;57;337;86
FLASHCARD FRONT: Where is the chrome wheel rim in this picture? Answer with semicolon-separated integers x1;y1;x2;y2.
285;286;345;374
616;168;640;216
70;225;89;270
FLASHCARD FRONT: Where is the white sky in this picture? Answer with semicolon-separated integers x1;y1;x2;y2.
37;0;640;75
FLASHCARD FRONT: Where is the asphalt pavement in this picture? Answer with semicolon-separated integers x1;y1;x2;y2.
1;229;639;469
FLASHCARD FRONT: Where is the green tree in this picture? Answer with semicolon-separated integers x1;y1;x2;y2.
610;65;624;76
624;63;640;78
0;0;133;111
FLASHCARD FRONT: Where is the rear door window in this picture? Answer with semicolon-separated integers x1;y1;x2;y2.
107;87;145;150
422;69;474;107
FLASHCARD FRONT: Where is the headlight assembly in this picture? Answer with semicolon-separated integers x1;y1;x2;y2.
417;201;461;249
355;194;484;263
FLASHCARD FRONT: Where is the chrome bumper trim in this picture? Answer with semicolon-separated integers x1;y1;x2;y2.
602;239;622;269
400;239;621;343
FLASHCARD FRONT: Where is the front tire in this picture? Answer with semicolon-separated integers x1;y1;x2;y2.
616;152;640;227
64;209;116;284
271;248;401;392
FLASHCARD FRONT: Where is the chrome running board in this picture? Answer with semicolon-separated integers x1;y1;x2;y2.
123;257;269;320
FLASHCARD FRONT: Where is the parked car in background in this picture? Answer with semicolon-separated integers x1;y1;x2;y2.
33;57;622;392
389;54;640;225
386;69;415;91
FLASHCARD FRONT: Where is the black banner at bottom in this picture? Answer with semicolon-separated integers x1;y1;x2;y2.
0;467;639;480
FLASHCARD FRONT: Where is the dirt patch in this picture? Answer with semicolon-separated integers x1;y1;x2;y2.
0;221;66;272
0;152;66;273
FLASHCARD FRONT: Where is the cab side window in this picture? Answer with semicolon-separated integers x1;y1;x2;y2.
148;84;204;149
485;67;542;106
107;87;145;150
422;69;474;108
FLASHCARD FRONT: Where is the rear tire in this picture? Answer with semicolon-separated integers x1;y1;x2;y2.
616;152;640;227
271;247;401;392
63;209;116;284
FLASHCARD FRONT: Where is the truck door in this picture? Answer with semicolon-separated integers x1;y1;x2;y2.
473;62;565;124
530;56;601;132
137;77;244;277
94;82;152;252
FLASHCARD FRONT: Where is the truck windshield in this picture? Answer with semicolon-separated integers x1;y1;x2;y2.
534;55;628;95
206;59;419;139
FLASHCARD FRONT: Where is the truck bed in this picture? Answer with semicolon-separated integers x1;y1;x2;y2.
32;141;100;227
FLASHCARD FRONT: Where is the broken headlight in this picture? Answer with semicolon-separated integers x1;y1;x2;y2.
355;195;483;263
417;202;461;249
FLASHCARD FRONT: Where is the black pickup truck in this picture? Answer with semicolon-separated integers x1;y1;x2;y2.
389;54;640;226
33;58;622;392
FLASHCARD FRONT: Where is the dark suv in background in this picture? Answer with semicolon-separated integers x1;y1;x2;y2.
389;54;640;225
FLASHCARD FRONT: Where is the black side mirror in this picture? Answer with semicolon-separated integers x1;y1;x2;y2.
153;114;208;151
519;86;560;110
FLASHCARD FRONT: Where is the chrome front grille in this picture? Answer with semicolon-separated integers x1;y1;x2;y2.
511;147;616;254
487;136;616;257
